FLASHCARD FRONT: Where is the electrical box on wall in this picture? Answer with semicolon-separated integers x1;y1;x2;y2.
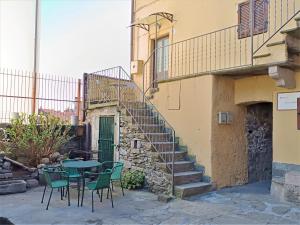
217;112;233;125
131;60;143;75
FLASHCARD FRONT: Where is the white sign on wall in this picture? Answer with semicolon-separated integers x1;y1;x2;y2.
277;92;300;110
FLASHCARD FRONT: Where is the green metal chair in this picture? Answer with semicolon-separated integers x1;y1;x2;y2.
61;159;82;206
103;161;125;196
84;171;113;212
41;167;70;210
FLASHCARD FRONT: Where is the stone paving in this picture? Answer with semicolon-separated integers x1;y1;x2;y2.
0;181;300;224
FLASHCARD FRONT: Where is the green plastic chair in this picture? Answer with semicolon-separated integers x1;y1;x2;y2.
103;161;125;196
61;159;82;206
84;171;113;212
41;167;70;210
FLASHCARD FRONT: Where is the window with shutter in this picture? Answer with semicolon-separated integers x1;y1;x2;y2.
238;0;268;39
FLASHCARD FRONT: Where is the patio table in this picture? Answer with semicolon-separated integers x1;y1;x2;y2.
62;160;101;207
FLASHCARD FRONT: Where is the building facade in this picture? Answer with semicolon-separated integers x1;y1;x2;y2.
128;0;300;199
85;0;300;199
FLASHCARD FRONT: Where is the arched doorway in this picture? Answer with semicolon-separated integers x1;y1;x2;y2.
246;102;273;183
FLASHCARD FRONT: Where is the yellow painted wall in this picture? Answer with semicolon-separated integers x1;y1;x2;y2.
211;76;248;187
151;75;213;176
235;73;300;166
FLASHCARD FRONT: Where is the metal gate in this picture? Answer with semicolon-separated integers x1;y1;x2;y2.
98;116;114;163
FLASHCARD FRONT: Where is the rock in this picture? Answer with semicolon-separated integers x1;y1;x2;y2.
50;152;60;161
158;194;174;203
30;170;39;178
0;173;13;179
272;206;291;215
2;161;11;170
26;179;39;188
0;180;26;194
37;164;46;169
41;158;50;164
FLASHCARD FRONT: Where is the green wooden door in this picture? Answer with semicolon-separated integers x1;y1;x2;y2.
98;116;114;163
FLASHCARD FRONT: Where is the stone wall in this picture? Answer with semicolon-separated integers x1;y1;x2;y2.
246;103;273;183
119;110;172;194
86;106;172;195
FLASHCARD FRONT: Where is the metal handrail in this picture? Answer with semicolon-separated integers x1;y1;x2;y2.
84;66;176;195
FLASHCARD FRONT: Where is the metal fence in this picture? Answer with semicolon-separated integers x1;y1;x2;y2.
0;68;82;124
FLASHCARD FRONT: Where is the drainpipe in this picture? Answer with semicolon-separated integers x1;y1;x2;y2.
250;0;254;66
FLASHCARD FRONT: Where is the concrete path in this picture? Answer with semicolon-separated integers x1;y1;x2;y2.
0;181;299;224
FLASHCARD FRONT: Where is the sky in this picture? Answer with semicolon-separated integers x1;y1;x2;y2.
0;0;131;78
0;0;131;121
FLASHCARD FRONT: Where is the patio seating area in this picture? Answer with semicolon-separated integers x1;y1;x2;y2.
40;159;125;212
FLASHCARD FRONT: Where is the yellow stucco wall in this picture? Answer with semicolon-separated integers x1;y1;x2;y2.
131;0;300;187
211;77;248;187
235;73;300;166
151;75;213;176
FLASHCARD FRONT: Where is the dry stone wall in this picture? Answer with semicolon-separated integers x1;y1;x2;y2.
119;110;172;195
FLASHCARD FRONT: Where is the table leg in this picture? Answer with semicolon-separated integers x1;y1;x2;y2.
77;177;80;207
81;172;85;207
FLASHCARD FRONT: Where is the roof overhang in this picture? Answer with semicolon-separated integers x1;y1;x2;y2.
129;12;174;31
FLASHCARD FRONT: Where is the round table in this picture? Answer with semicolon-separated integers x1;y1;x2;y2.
62;160;102;206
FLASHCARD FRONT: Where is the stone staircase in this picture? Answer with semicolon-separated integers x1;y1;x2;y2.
123;102;212;198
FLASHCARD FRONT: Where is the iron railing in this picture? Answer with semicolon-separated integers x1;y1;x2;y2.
0;68;82;124
142;0;300;94
84;66;176;194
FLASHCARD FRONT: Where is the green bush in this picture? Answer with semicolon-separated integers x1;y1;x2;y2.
122;170;145;190
2;113;72;167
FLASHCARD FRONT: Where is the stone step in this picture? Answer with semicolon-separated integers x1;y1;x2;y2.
159;151;187;161
174;171;203;185
123;102;147;109
145;133;173;142
281;26;300;39
139;124;166;133
128;108;153;117
133;116;163;125
153;142;176;152
175;182;212;198
158;161;194;173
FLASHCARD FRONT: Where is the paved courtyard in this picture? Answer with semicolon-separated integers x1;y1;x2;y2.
0;181;300;224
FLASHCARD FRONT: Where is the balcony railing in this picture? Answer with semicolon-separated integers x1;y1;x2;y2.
142;0;300;94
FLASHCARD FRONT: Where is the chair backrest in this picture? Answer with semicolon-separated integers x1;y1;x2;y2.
61;159;79;176
111;162;124;180
43;167;59;185
95;171;112;189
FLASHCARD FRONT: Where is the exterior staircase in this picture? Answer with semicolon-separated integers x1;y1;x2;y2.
123;101;212;198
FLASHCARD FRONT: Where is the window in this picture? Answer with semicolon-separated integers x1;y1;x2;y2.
154;36;169;82
238;0;268;38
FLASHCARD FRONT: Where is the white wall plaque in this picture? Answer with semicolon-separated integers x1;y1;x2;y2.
277;92;300;110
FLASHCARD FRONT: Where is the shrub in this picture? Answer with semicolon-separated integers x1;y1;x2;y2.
122;170;145;190
2;113;72;167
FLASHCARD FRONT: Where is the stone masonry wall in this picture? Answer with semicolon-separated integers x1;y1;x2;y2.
246;103;273;183
86;106;172;195
119;109;172;195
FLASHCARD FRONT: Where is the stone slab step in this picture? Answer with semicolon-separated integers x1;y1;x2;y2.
160;151;187;161
139;124;166;133
175;182;212;198
133;116;163;125
153;142;176;152
174;171;203;185
128;109;153;117
281;27;300;39
158;161;194;173
144;133;173;142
